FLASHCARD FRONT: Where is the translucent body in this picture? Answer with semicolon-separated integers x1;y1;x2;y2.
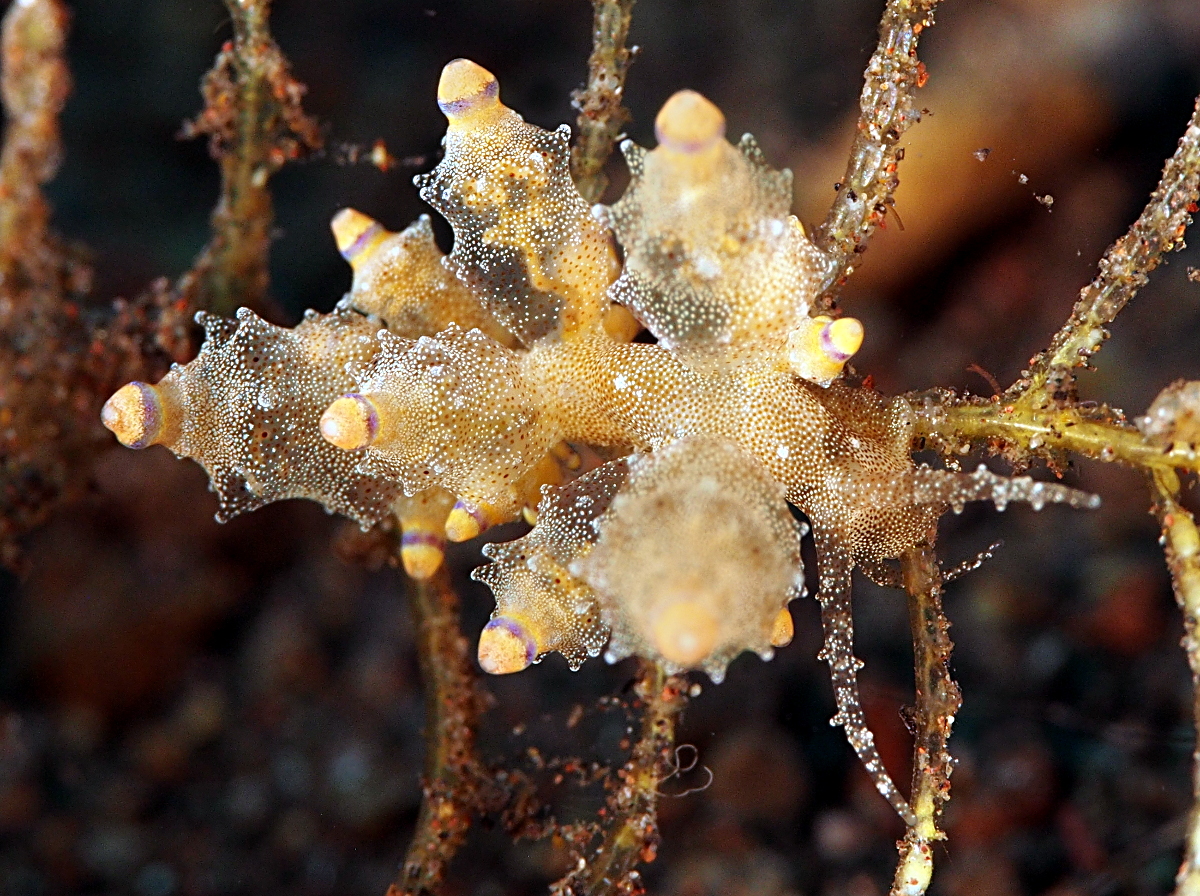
101;59;1102;824
602;90;829;370
577;437;806;682
100;307;399;527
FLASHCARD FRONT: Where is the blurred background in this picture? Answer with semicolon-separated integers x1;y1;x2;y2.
3;0;1200;893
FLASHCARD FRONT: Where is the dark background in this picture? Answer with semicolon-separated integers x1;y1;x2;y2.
3;1;1200;894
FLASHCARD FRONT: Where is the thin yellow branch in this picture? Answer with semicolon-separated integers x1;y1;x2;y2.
1150;470;1200;896
1016;94;1200;405
891;543;959;896
910;395;1200;478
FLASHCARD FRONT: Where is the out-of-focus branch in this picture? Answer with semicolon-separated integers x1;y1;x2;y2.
570;0;636;205
552;660;687;896
1016;95;1200;406
1149;470;1200;896
0;0;68;288
0;0;191;568
178;0;322;315
390;566;488;896
813;0;941;309
891;542;959;896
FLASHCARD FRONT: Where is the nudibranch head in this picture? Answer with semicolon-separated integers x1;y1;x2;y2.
654;89;726;155
101;381;170;449
478;615;538;675
330;208;389;269
320;394;379;451
437;58;502;123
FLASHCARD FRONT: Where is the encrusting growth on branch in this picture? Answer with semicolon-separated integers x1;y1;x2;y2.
391;566;489;896
814;0;942;308
551;661;687;896
178;0;322;316
1017;95;1200;406
570;0;637;204
890;543;960;896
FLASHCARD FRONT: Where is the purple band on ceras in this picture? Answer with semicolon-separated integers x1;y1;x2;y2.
819;321;853;363
452;499;491;532
482;616;538;666
343;393;380;445
437;76;499;118
338;221;383;264
401;530;444;549
125;381;163;450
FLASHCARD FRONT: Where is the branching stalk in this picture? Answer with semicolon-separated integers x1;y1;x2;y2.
0;0;69;289
1017;95;1200;405
814;0;942;308
570;0;636;204
891;543;959;896
552;660;687;896
1150;470;1200;896
390;567;487;896
178;0;322;315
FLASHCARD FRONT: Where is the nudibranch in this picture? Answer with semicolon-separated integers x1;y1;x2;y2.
101;57;1102;824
